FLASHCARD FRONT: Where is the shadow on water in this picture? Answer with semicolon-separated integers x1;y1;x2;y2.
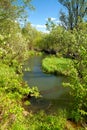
23;55;72;113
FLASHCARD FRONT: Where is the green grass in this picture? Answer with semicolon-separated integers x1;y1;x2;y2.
42;56;76;77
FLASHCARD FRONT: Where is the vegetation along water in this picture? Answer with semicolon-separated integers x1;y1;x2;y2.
0;0;87;130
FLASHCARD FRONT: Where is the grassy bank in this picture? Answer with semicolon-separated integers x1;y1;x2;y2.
0;55;85;130
42;56;87;125
42;56;75;76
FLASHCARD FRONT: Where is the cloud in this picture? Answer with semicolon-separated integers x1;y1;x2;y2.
45;17;56;21
31;19;61;33
42;30;50;34
45;17;61;25
31;24;49;33
51;17;56;21
31;24;46;29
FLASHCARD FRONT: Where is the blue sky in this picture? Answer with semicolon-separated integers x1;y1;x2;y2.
27;0;65;32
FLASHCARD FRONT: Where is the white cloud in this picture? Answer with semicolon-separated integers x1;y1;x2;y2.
42;30;50;34
31;19;61;33
45;17;61;25
31;24;46;29
45;17;56;21
31;24;49;33
51;17;56;21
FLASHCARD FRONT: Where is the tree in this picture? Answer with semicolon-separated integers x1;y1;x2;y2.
45;18;56;31
0;0;34;63
22;23;42;50
58;0;87;29
0;0;34;33
0;0;34;20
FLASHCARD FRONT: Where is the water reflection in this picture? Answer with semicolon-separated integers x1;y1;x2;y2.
23;55;70;99
23;56;72;111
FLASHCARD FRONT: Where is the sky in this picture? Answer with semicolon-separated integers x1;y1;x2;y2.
27;0;66;32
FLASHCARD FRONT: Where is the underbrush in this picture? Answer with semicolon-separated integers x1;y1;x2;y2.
0;57;85;130
42;56;87;124
16;110;67;130
0;62;40;130
28;50;43;56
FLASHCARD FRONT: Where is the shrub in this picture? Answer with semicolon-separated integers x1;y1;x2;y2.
25;110;66;130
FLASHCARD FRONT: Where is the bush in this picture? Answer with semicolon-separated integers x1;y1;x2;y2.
25;110;66;130
42;55;87;122
0;62;40;129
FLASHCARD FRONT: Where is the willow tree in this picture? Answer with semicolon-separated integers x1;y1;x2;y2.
58;0;87;29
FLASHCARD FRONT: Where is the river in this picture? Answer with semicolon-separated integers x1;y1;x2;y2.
23;55;72;112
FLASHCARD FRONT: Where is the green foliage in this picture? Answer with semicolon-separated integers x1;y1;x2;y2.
58;0;87;29
0;20;41;130
42;56;74;76
28;50;43;56
39;26;64;51
46;17;56;31
40;23;87;59
11;120;28;130
0;24;28;65
0;0;34;25
0;62;29;96
42;52;87;122
0;61;40;129
0;0;87;128
64;51;87;122
22;23;44;50
25;110;66;130
0;61;38;128
41;22;87;123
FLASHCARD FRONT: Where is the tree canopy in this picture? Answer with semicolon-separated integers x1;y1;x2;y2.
58;0;87;29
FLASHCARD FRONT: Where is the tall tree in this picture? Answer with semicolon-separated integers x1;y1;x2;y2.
0;0;34;20
58;0;87;29
0;0;34;63
0;0;34;33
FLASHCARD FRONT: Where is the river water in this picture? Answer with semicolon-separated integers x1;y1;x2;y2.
23;55;72;112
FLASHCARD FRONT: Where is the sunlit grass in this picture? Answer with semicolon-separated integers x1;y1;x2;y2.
42;56;75;76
